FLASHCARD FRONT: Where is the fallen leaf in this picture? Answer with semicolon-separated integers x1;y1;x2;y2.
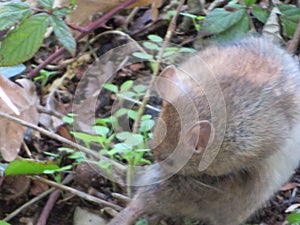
0;75;39;161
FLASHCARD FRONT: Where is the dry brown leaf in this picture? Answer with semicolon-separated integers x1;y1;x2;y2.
0;76;39;161
58;0;157;26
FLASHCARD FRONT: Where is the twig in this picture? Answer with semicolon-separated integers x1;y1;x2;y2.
0;111;126;172
37;174;73;225
3;188;55;222
111;192;131;203
132;0;185;134
26;0;138;79
3;174;72;222
126;0;186;197
287;20;300;54
30;175;123;211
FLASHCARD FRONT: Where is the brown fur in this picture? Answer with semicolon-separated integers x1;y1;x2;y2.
107;37;300;225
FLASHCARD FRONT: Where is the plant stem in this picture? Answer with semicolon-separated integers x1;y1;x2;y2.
127;0;186;195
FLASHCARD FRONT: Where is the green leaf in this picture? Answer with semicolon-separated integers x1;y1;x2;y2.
68;152;85;161
50;16;76;55
286;212;300;224
140;119;155;132
0;221;11;225
211;13;249;42
179;47;197;53
128;110;138;120
147;34;163;42
0;13;49;66
244;0;256;7
162;51;176;58
5;158;59;175
93;125;110;137
98;160;111;170
102;83;118;93
43;165;72;174
116;132;131;140
133;52;153;60
38;0;54;9
133;84;146;93
53;7;72;17
252;6;270;23
71;132;100;143
125;134;144;147
202;6;246;35
62;115;74;125
120;80;134;92
135;218;149;225
142;41;160;50
141;114;152;120
115;108;129;117
277;4;300;37
120;91;135;98
114;143;131;150
0;2;31;30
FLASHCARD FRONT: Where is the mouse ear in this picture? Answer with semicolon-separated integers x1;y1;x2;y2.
156;65;187;101
185;120;213;154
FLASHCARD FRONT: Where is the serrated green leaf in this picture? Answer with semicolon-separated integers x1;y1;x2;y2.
210;13;249;42
0;2;31;30
38;0;54;9
147;34;163;42
5;158;59;175
277;4;300;37
133;52;153;60
50;15;76;55
281;17;298;36
120;80;133;91
202;6;246;35
102;83;118;93
244;0;256;7
0;13;49;66
252;6;270;23
0;220;11;225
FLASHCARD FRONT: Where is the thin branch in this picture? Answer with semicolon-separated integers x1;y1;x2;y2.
0;111;126;172
127;0;185;196
132;0;185;133
30;175;123;211
2;174;72;222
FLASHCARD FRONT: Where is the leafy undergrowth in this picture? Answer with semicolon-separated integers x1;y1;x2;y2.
1;0;300;225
